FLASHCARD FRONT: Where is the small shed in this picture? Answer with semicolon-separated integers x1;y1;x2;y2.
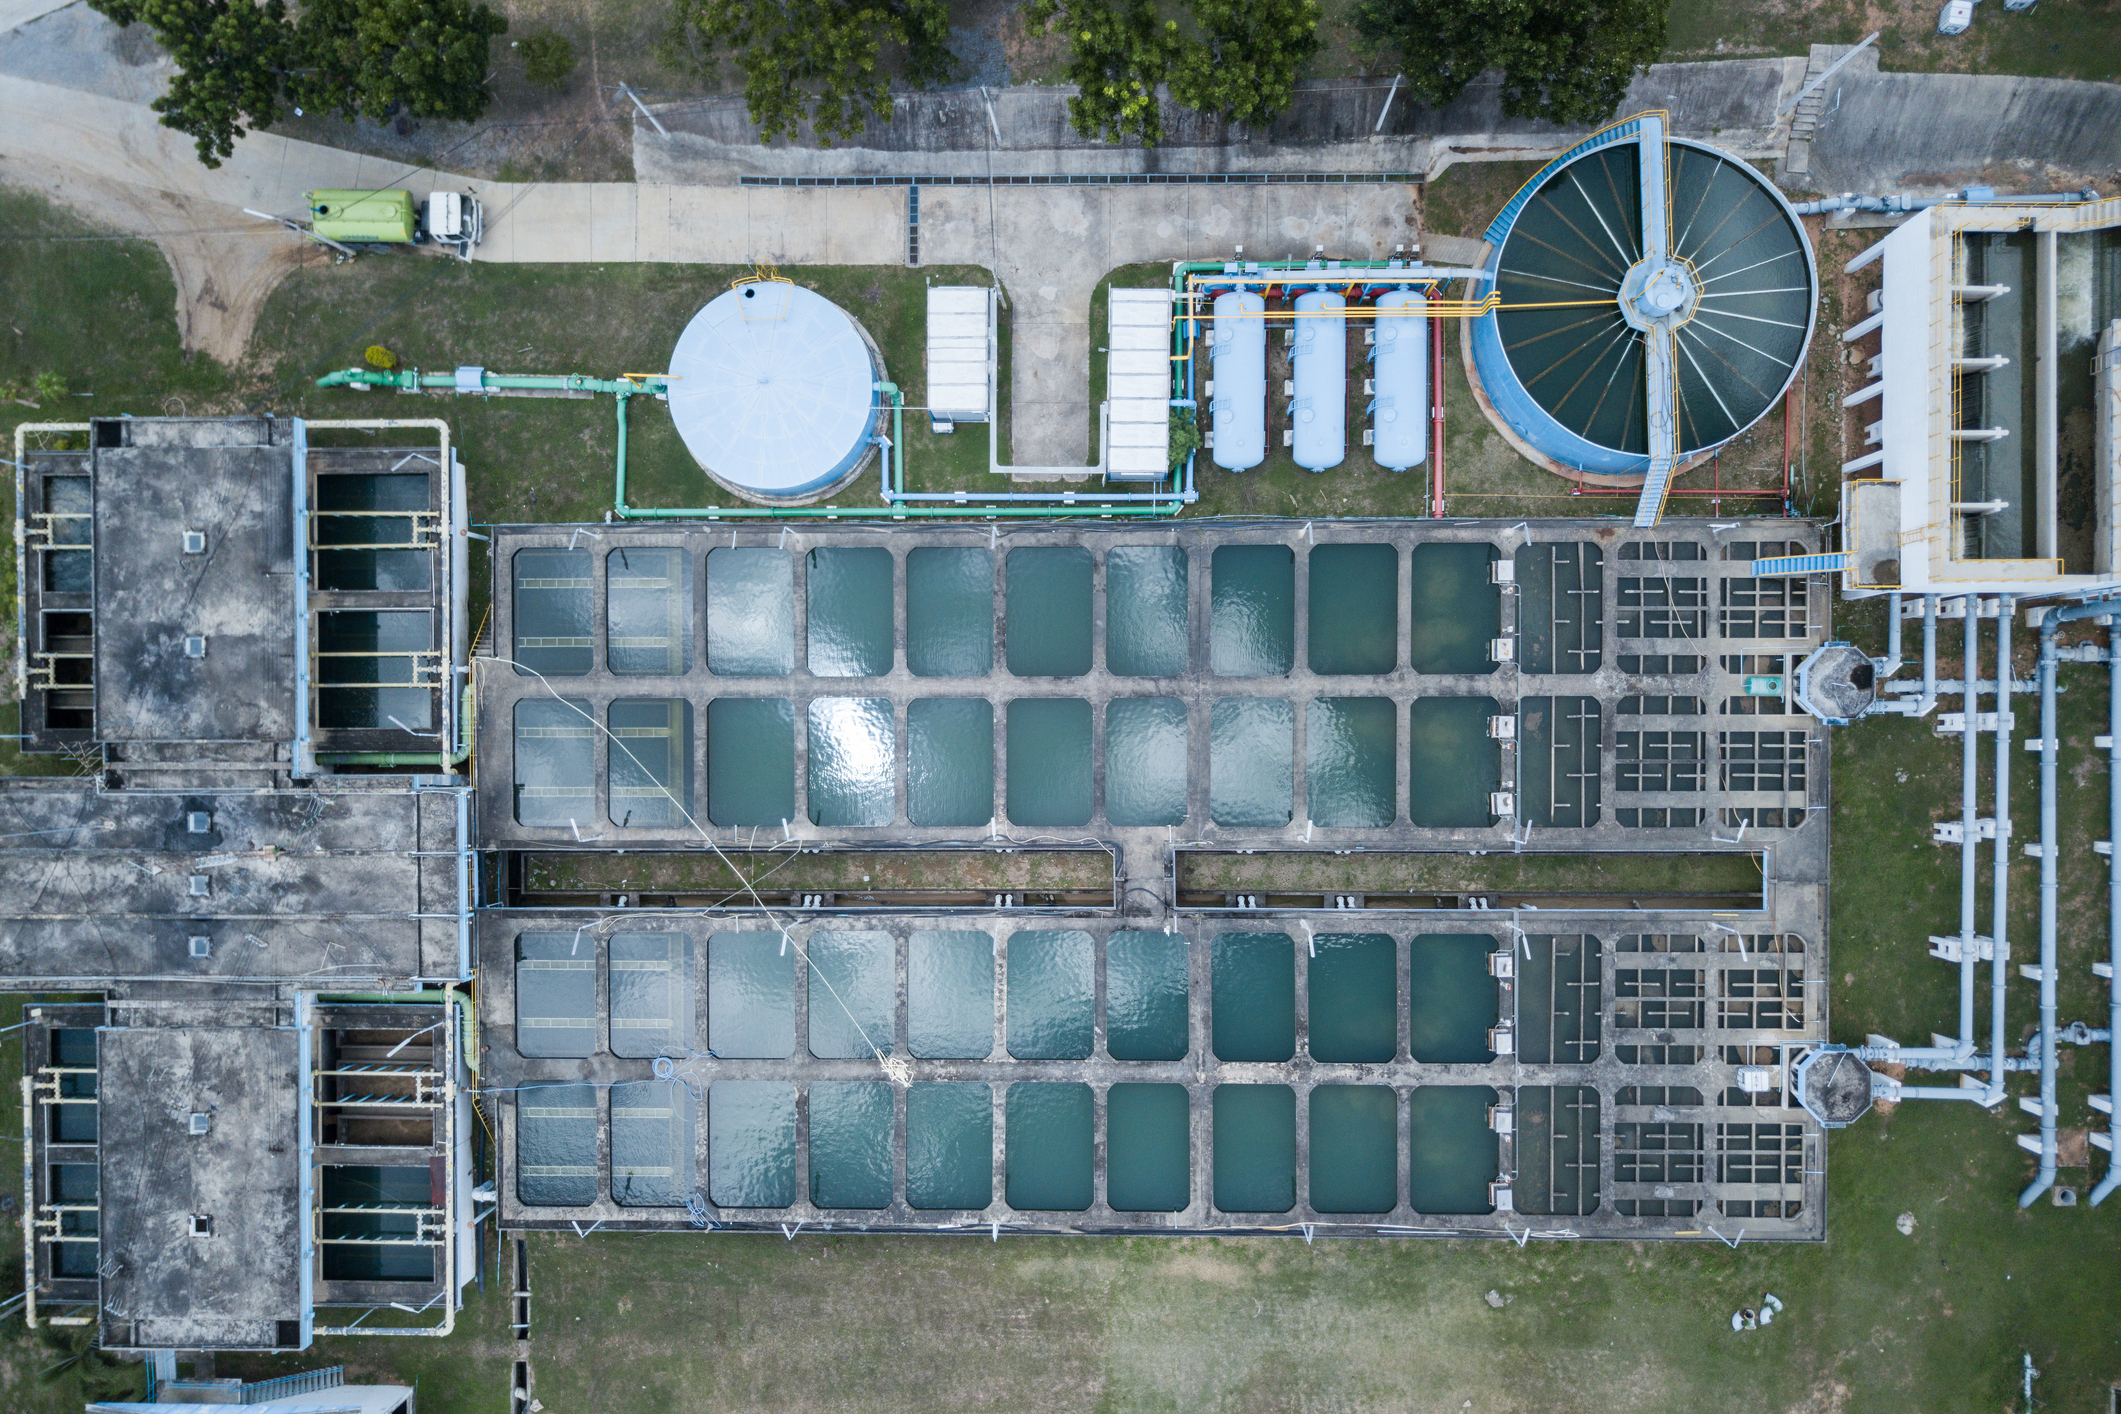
1105;287;1174;481
925;286;992;430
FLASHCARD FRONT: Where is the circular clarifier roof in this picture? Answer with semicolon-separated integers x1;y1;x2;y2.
1490;140;1815;458
667;282;881;503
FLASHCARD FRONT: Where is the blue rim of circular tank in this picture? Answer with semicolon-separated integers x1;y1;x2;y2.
1469;133;1818;478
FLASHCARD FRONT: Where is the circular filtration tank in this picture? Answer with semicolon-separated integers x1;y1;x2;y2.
668;281;884;504
1470;134;1817;477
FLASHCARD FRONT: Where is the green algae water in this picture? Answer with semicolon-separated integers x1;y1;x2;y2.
1105;1082;1190;1211
1408;934;1498;1062
606;546;690;676
1106;931;1190;1060
1408;1085;1498;1213
1518;696;1602;828
1006;546;1093;676
1408;543;1499;674
613;1080;693;1207
517;1082;597;1206
1514;543;1603;675
807;546;894;676
1210;697;1293;827
707;547;794;675
908;929;994;1059
608;699;690;829
907;547;993;677
1104;697;1189;826
1213;1084;1295;1213
1307;933;1397;1063
807;931;895;1060
1309;1084;1397;1213
1106;545;1189;676
706;697;794;826
1407;696;1500;828
1211;544;1294;676
1005;697;1092;825
1005;1082;1093;1210
708;931;794;1059
1308;543;1398;674
808;1081;893;1208
1306;697;1396;827
907;698;993;826
907;1082;992;1209
1212;932;1294;1062
1005;929;1094;1060
709;1081;796;1207
807;696;895;827
608;931;690;1059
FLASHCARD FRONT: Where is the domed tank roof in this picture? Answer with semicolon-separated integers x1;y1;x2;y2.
667;281;883;505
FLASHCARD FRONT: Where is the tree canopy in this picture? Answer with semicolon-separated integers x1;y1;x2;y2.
89;0;505;167
663;0;955;146
1168;0;1320;131
1023;0;1183;145
1352;0;1665;125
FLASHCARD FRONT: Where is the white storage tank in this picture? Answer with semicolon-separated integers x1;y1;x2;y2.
1209;291;1266;471
1290;290;1346;471
1369;289;1429;471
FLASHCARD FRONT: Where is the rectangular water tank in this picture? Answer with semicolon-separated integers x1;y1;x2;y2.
1369;289;1428;470
1210;291;1266;471
1290;290;1346;471
1106;288;1174;481
926;287;992;427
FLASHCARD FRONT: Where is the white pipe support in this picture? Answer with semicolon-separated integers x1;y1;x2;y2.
1920;595;1939;716
1963;605;1983;1063
2096;619;2121;1204
1992;595;2015;1108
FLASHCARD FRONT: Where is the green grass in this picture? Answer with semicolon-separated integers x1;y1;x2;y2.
1661;0;2121;82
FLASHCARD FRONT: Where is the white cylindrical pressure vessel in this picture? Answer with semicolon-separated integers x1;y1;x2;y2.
1371;289;1429;471
1210;291;1266;471
1291;290;1346;472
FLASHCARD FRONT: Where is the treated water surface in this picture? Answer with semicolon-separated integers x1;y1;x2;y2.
1006;546;1093;676
518;1082;597;1206
1106;931;1190;1060
907;547;993;677
1210;698;1293;826
613;1080;693;1206
807;697;895;826
706;698;794;826
607;546;691;675
1212;932;1294;1062
907;698;993;825
1408;934;1498;1062
1105;545;1189;676
1006;698;1092;825
1104;697;1189;826
316;610;430;730
1105;1082;1190;1211
1005;930;1094;1059
1409;543;1499;674
709;1081;796;1207
1309;1084;1397;1213
512;549;594;677
1213;1084;1295;1213
513;698;594;827
1408;1085;1499;1213
708;931;794;1059
608;931;690;1059
1211;544;1294;676
808;1081;893;1208
609;699;690;828
707;548;794;675
807;546;894;676
1005;1082;1093;1210
515;932;595;1057
908;929;995;1058
1306;697;1396;827
1307;933;1397;1062
1308;543;1397;674
1408;696;1500;828
907;1082;992;1209
807;931;895;1059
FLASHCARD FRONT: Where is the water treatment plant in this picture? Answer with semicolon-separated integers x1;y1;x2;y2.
4;69;2121;1409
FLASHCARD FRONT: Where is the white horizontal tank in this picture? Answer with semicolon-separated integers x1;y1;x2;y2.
1209;291;1266;471
1291;290;1346;471
1370;289;1429;471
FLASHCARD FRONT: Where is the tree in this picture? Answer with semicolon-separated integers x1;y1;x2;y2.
1023;0;1183;145
88;0;288;167
663;0;954;147
1352;0;1664;125
290;0;508;126
519;29;577;91
1169;0;1320;130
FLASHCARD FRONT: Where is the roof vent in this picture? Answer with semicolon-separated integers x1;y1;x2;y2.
187;1112;211;1136
187;874;210;897
183;636;207;659
186;811;211;834
190;1214;213;1237
188;935;211;958
182;531;206;555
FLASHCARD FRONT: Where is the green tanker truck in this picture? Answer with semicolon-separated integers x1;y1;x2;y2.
305;189;484;256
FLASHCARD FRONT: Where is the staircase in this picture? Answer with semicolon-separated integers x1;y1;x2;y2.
1782;44;1855;180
